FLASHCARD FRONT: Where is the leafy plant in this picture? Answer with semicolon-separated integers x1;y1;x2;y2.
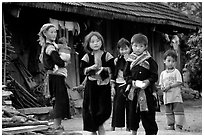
185;30;202;92
167;2;202;92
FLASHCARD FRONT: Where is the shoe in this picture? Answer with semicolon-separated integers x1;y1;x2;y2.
175;125;183;132
165;126;175;130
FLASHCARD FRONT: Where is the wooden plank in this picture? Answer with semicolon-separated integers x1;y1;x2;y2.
2;125;49;134
2;121;49;128
17;107;53;115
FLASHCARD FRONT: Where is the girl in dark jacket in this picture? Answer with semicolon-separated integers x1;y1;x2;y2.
80;31;115;135
111;38;131;131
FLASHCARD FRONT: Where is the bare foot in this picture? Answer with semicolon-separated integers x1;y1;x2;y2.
98;125;105;135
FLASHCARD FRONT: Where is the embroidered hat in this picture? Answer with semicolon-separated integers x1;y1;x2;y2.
131;33;148;46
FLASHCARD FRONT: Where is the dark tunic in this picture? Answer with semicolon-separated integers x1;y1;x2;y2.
43;42;71;119
80;52;115;132
111;56;130;128
124;57;158;135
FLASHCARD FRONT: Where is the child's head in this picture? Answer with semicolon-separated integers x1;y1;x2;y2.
163;49;177;70
38;23;57;47
58;37;68;45
117;38;131;56
58;37;71;54
83;31;105;53
131;33;148;56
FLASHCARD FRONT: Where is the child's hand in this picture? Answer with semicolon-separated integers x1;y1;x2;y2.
72;85;85;92
141;79;150;89
111;87;116;97
141;80;150;89
163;85;172;92
124;54;129;61
132;80;137;88
89;64;98;70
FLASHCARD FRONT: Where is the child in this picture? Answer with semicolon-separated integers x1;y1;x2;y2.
159;49;185;131
80;31;115;135
123;33;158;135
111;38;131;131
38;23;70;134
53;37;71;75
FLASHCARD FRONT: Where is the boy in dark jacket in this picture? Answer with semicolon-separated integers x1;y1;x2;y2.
124;33;158;135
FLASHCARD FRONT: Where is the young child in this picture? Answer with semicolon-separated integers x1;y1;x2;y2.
111;38;131;131
123;33;158;135
80;31;115;135
159;49;185;131
38;23;70;134
53;37;71;76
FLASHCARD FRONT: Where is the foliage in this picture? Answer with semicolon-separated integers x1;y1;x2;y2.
167;2;202;22
167;2;202;92
185;30;202;92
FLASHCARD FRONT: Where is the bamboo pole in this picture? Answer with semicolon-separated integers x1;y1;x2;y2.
3;11;7;85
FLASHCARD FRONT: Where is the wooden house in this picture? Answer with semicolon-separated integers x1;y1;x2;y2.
2;2;201;91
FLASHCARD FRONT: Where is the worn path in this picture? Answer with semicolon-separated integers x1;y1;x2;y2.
59;99;202;135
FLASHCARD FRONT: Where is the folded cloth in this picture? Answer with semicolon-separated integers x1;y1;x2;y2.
128;86;135;101
128;87;148;112
137;89;148;112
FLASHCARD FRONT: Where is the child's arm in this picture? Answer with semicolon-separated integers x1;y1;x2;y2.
164;81;182;92
142;58;158;89
165;69;183;92
46;44;65;67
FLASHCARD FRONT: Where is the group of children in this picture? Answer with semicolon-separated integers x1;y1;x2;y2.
39;23;185;135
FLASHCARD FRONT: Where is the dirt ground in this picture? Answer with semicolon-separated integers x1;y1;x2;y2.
51;98;202;135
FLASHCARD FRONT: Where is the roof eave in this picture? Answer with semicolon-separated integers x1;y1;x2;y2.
4;2;200;31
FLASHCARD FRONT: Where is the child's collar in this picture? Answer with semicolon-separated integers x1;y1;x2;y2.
46;40;58;49
91;50;104;55
166;68;175;73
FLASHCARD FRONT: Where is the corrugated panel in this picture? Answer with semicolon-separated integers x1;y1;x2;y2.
4;2;200;30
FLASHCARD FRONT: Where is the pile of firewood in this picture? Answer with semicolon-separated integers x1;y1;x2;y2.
2;87;51;135
2;107;50;135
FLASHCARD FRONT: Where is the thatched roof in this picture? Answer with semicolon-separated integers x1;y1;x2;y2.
5;2;201;30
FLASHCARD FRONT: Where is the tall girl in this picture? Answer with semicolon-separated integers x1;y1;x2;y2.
80;31;115;135
38;23;70;134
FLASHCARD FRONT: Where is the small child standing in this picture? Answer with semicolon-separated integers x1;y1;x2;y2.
111;38;131;131
159;49;185;131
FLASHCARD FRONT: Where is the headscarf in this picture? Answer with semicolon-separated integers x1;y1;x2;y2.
38;23;57;63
